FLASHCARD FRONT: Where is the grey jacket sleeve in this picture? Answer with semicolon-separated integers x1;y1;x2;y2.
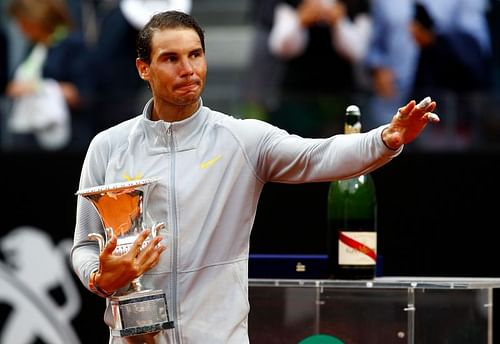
70;132;110;293
246;121;402;183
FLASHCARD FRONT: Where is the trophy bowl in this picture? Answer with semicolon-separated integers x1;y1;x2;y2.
76;178;174;338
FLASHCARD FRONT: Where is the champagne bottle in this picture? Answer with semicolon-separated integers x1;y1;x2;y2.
327;105;377;279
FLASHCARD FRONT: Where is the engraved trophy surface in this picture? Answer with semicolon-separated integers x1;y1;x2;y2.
76;178;174;339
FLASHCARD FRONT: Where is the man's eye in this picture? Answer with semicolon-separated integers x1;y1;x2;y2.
191;50;204;58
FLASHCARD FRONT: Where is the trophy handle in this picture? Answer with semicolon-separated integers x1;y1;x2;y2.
88;232;105;253
151;222;165;237
88;227;114;253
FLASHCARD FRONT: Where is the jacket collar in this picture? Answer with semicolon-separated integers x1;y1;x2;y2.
140;97;207;151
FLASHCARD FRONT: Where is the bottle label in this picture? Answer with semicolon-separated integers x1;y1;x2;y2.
339;231;377;265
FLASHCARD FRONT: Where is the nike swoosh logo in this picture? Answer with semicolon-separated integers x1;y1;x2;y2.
200;155;222;169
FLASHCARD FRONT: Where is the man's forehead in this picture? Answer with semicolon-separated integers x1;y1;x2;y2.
151;27;202;51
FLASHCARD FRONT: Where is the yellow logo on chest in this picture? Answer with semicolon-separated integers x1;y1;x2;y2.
123;173;144;181
200;155;222;169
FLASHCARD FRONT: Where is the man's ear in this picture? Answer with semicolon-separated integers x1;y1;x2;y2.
136;58;150;80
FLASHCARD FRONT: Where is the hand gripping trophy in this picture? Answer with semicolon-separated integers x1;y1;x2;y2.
76;178;174;340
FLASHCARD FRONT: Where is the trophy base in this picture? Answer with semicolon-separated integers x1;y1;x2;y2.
110;320;175;338
110;289;174;338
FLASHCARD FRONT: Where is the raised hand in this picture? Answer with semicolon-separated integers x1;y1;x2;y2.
382;96;439;150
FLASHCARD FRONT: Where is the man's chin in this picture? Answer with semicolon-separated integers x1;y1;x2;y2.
174;95;201;107
176;91;201;102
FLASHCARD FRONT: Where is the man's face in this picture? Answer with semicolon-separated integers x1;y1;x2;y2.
139;28;207;109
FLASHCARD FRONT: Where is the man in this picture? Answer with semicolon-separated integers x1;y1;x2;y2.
71;10;439;344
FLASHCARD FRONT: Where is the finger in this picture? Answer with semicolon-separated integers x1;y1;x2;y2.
398;100;416;118
426;112;440;123
129;229;151;256
140;244;166;272
136;236;164;262
416;98;438;118
416;96;432;110
414;98;437;122
101;233;117;256
426;101;437;113
142;251;161;271
143;235;163;252
150;234;164;248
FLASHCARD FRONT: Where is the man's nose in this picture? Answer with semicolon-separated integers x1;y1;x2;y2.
179;58;194;75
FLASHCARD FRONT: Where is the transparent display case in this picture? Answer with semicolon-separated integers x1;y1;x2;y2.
248;277;500;344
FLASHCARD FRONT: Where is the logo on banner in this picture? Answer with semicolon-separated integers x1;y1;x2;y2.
0;226;82;344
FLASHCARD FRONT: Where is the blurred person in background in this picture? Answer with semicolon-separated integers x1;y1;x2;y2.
482;0;500;145
86;0;192;134
239;0;284;121
363;0;418;131
267;0;372;137
364;0;492;151
0;22;7;146
409;0;492;150
0;25;7;94
4;0;94;152
488;0;500;93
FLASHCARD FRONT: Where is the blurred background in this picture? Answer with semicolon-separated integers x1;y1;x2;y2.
1;0;500;343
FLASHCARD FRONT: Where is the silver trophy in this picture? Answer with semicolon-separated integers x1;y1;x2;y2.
76;178;174;339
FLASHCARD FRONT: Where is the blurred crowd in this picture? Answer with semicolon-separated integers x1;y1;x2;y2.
1;0;499;153
242;0;500;151
0;0;192;152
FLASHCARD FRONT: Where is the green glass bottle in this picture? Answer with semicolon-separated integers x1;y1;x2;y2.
327;105;377;279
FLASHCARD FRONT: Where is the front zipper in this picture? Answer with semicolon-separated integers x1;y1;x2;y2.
167;124;181;343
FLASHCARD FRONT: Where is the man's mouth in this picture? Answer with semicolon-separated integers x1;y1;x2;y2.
177;80;199;91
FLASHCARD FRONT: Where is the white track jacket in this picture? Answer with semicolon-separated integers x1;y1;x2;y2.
71;98;401;343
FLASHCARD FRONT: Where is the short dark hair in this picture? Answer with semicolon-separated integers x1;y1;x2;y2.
136;10;205;63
